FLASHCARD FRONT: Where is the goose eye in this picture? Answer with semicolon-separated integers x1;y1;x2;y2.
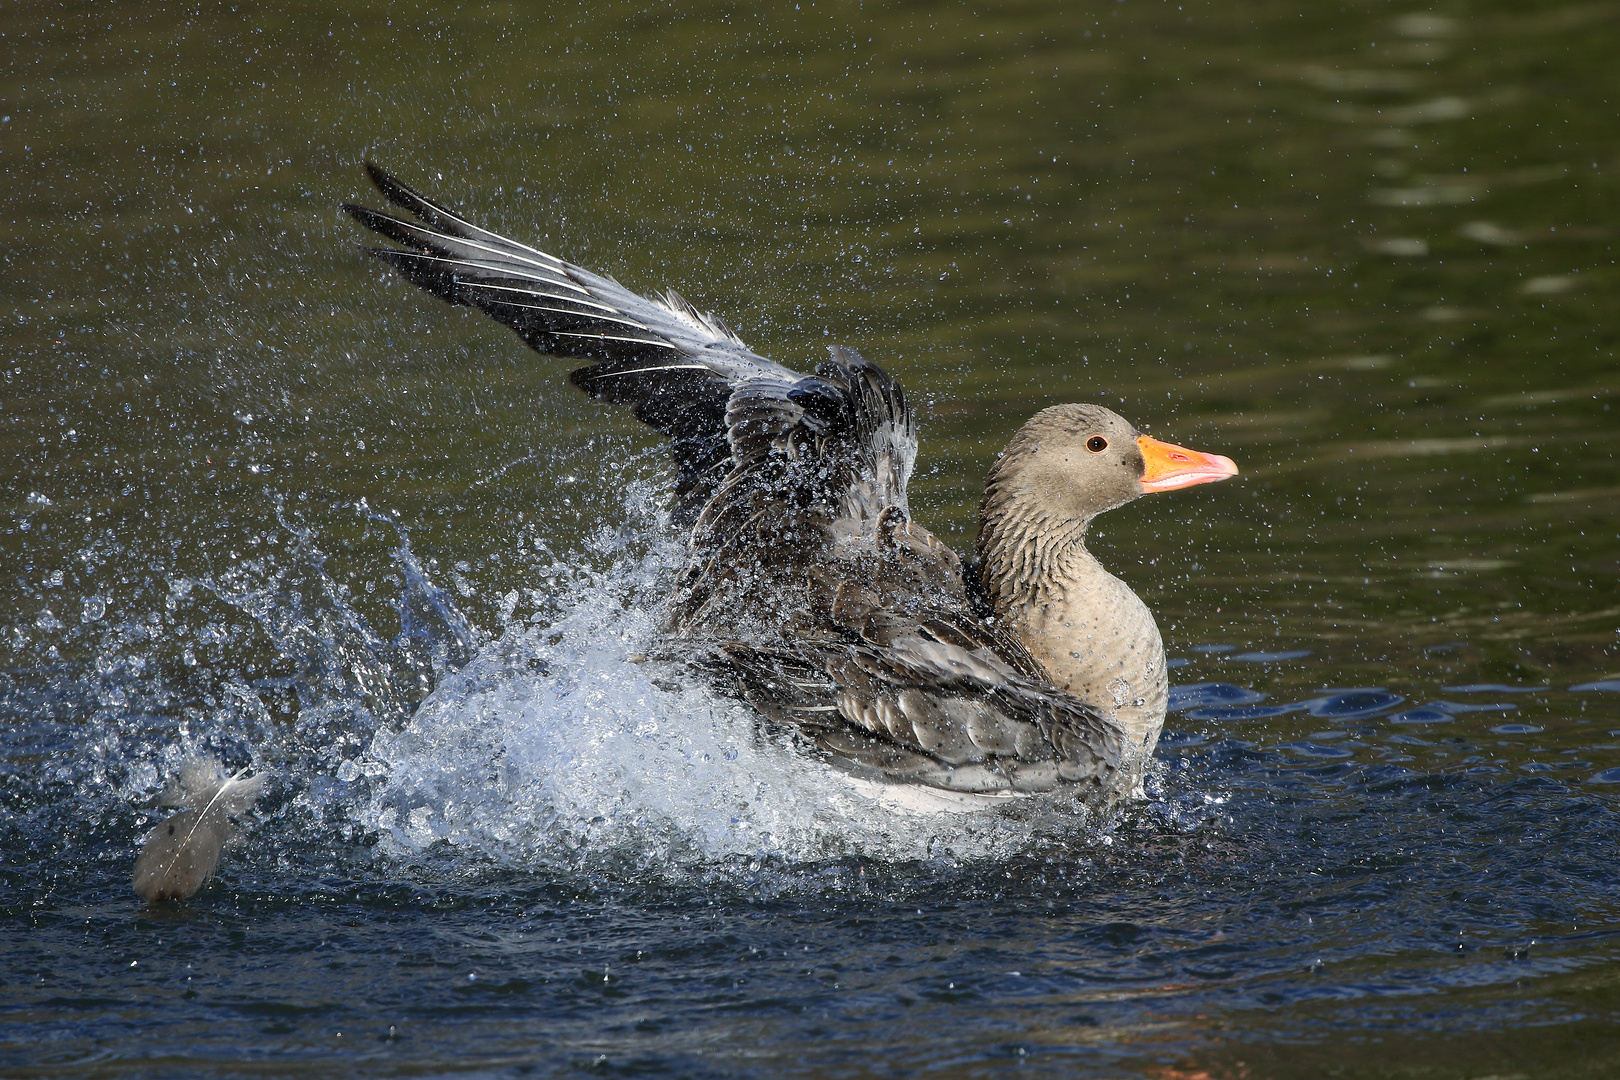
1085;436;1108;453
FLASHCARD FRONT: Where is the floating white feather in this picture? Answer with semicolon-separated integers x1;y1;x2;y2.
132;758;268;901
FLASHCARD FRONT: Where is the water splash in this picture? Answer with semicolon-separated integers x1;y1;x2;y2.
358;541;1098;884
96;485;1096;888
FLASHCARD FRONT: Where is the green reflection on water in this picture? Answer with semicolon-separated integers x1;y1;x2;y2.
5;1;1614;677
2;0;1618;1071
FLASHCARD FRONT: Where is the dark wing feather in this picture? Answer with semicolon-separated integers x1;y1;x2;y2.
672;348;938;638
345;163;797;519
714;630;1123;796
822;346;916;524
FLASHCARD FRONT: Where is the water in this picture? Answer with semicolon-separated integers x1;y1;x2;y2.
4;1;1619;1075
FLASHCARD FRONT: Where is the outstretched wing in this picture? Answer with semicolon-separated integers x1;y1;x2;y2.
347;165;920;531
344;162;801;518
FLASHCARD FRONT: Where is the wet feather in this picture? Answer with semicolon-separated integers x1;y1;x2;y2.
132;758;268;902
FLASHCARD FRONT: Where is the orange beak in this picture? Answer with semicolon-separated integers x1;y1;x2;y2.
1137;435;1239;494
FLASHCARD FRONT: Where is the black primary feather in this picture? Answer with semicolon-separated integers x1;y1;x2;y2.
343;163;812;523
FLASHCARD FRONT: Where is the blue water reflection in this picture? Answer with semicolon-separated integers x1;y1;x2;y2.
1304;691;1406;719
1188;703;1302;721
1388;708;1453;725
1166;682;1267;711
1272;740;1356;759
1442;684;1551;693
1226;650;1313;663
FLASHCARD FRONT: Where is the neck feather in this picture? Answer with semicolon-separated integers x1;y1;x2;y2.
975;471;1098;613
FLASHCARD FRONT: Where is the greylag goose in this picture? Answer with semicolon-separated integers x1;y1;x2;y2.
344;163;1237;809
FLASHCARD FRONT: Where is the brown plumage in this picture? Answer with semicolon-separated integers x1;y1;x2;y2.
344;164;1237;808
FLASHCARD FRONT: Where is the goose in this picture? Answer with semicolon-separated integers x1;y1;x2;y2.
344;163;1237;811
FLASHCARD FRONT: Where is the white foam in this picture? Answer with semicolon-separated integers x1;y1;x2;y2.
359;550;1094;879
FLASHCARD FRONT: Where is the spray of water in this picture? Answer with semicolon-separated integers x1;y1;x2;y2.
353;484;1102;882
16;479;1112;896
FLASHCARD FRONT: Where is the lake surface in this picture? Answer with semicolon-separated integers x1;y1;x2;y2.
4;1;1619;1076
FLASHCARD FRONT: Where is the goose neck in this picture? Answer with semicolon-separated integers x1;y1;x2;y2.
976;508;1100;611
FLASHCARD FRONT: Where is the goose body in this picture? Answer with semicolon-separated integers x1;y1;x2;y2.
345;164;1237;809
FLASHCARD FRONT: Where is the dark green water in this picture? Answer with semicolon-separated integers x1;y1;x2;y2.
4;2;1619;1077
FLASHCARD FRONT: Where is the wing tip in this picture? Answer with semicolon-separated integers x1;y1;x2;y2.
362;157;392;189
361;159;418;210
